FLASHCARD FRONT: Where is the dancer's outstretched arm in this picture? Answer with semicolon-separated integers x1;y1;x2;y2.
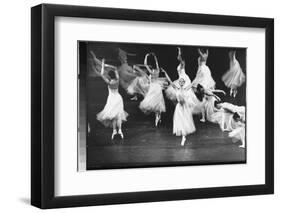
161;68;172;84
211;89;226;95
133;65;149;77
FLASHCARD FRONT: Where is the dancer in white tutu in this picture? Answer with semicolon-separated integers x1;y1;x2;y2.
228;113;245;148
192;48;216;90
96;59;128;139
191;49;216;121
164;74;196;146
165;47;192;103
211;102;246;148
222;50;245;97
139;53;167;126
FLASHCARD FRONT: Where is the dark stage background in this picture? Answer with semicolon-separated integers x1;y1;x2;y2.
78;41;246;170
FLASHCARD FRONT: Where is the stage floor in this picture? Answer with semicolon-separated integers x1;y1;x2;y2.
86;103;246;170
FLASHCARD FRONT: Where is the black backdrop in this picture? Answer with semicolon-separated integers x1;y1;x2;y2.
82;41;246;105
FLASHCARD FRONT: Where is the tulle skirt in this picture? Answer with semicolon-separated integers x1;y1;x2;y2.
229;124;245;143
222;63;245;89
139;81;166;114
205;97;221;123
166;86;205;115
97;90;128;127
173;103;196;136
192;65;216;89
127;75;149;97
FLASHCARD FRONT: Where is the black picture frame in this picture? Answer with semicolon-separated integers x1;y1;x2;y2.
31;3;274;209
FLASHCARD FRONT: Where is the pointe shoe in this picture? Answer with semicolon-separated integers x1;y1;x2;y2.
233;90;237;98
111;130;117;140
200;118;206;122
181;137;186;146
155;116;160;127
118;130;124;139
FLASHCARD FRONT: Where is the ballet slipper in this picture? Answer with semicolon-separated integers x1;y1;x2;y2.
230;89;233;97
118;129;124;139
181;136;186;146
239;140;245;148
200;118;206;122
155;114;160;127
111;130;117;140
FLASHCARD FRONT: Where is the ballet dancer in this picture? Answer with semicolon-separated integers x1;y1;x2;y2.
162;70;196;145
96;59;128;139
165;47;192;102
139;52;167;127
222;50;245;97
212;101;246;147
117;48;149;100
192;48;216;90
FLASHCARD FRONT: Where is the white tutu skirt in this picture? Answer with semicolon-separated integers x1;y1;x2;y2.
127;75;149;97
192;64;216;89
229;124;245;143
97;90;128;127
222;62;245;89
173;102;196;136
204;97;221;123
139;81;166;114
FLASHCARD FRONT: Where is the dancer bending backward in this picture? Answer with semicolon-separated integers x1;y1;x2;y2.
213;102;246;148
163;70;195;146
165;47;193;103
222;50;245;98
96;59;128;140
192;49;216;121
117;48;149;100
139;53;167;127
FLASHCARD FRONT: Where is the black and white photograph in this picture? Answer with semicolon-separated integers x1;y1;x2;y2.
78;41;247;170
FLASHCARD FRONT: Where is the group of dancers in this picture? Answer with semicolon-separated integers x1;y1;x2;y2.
90;46;246;148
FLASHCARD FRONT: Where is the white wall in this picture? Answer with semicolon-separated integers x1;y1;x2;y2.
0;0;279;212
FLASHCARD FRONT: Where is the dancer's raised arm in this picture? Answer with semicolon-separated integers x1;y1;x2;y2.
144;53;153;74
152;53;160;71
177;47;185;67
211;89;226;95
204;89;221;101
100;59;110;84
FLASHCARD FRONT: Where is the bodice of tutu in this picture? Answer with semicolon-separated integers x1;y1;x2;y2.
177;64;191;84
108;80;119;93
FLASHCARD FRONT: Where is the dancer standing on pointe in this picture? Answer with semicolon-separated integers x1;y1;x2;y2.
139;52;167;127
163;70;196;146
96;59;128;139
222;50;245;97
